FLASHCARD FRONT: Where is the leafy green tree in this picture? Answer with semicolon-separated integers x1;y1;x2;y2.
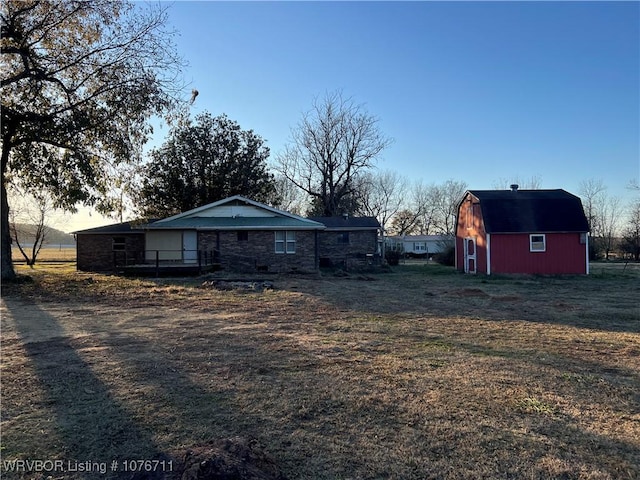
136;112;276;218
1;0;184;280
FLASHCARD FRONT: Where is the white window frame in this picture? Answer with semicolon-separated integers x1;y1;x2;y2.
275;231;296;254
530;234;546;252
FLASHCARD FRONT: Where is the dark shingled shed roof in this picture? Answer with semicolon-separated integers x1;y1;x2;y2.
467;189;589;234
72;221;146;235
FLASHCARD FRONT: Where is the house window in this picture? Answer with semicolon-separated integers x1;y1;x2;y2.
337;232;350;244
275;231;296;254
530;234;546;252
237;231;248;242
113;237;126;251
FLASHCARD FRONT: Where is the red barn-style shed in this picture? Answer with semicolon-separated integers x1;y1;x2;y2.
455;187;590;275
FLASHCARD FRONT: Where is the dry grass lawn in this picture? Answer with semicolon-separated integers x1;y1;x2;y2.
1;262;639;479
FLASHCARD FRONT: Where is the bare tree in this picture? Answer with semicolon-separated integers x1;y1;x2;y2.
432;179;467;235
356;170;408;231
411;181;438;235
579;179;608;259
579;178;607;235
407;179;467;235
8;188;55;266
620;198;640;261
270;174;308;216
276;91;392;216
493;175;543;190
600;195;622;260
389;209;422;236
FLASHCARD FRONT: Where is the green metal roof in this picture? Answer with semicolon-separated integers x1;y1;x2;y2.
143;216;325;230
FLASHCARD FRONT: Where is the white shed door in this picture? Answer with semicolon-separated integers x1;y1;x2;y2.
183;231;198;263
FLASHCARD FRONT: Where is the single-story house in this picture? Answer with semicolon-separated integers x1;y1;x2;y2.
385;234;453;258
75;196;381;274
309;215;382;268
455;186;590;275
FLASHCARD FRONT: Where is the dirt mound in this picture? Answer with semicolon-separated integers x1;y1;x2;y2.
450;288;489;297
201;280;274;292
180;437;287;480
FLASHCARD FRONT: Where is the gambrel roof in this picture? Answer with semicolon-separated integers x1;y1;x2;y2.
465;189;589;234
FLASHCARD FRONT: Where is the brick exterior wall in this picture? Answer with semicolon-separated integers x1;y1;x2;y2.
77;228;379;274
317;230;379;267
199;230;319;273
77;233;145;272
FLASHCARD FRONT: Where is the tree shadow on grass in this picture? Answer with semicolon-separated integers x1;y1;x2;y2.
3;293;640;480
2;298;291;480
90;308;640;480
278;272;640;334
2;299;171;479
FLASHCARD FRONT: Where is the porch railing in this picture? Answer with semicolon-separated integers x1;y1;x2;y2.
113;249;220;273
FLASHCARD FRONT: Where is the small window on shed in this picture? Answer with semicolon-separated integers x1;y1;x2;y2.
337;232;350;244
237;231;248;242
530;234;546;252
113;237;126;251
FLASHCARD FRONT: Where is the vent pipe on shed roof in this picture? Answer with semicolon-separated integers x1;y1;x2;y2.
510;184;519;192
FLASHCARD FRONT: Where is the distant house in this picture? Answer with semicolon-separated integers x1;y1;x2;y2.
385;234;453;258
455;186;590;275
75;196;380;274
309;215;382;268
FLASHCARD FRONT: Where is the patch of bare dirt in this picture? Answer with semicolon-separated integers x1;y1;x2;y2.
179;438;286;480
450;287;490;297
201;280;274;292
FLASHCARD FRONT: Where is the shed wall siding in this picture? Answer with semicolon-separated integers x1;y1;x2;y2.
456;193;487;273
490;233;587;274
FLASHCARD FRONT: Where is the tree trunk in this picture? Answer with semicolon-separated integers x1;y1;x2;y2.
1;140;17;281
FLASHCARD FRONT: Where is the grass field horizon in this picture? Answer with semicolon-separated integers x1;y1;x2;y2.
1;262;638;479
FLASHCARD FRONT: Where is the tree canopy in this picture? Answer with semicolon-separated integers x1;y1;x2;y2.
1;0;184;280
135;112;277;218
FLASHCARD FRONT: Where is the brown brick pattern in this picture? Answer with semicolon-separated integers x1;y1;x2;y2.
199;230;318;273
77;234;145;271
317;230;378;267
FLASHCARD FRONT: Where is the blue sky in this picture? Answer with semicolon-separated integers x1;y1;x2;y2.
68;0;639;231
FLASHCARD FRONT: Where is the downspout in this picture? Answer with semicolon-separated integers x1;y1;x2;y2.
585;233;590;275
315;229;319;270
454;237;458;270
486;233;491;276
